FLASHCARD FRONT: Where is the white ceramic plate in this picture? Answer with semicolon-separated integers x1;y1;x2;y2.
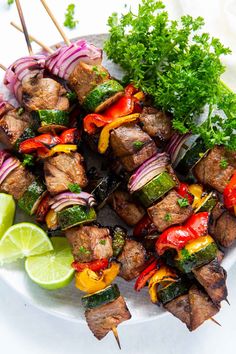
0;34;235;325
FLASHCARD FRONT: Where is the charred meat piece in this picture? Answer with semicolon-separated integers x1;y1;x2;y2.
148;190;193;232
109;190;145;226
65;225;113;262
209;203;236;248
139;106;173;141
193;258;227;304
44;152;88;195
0;165;34;200
117;239;146;281
193;146;236;193
0;109;33;148
164;293;191;329
22;72;69;111
188;285;219;331
69;62;109;104
110;123;157;171
0;102;14;117
165;285;219;331
85;296;131;340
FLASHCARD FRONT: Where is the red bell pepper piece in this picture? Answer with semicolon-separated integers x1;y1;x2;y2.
133;214;157;239
134;259;159;291
185;212;209;238
224;172;236;209
125;84;139;96
176;183;194;204
34;134;61;147
156;226;197;256
71;258;109;272
83;114;113;135
19;139;46;154
59;128;78;144
36;193;51;223
103;95;134;119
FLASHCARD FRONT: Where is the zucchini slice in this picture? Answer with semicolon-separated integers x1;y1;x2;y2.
33;110;69;128
195;191;218;213
83;80;124;112
18;179;46;215
57;205;96;230
174;236;217;273
134;171;176;207
81;284;120;309
158;278;190;305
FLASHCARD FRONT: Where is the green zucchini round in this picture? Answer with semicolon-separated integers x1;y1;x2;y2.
134;171;176;207
158;278;190;304
83;80;124;112
81;284;120;309
33;110;69;127
18;179;46;215
195;191;218;213
57;205;96;230
174;242;218;274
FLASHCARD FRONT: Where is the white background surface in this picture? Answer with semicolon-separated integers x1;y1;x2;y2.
0;0;236;353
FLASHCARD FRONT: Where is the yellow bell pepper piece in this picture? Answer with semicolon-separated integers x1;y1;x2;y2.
75;262;120;293
176;235;214;258
47;144;77;157
98;113;140;154
148;266;177;304
134;91;145;100
45;209;58;230
189;184;203;209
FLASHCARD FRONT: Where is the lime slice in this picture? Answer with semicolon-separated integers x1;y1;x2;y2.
25;237;74;290
0;222;53;265
0;193;16;239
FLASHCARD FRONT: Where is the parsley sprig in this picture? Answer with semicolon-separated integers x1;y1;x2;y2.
64;4;78;29
105;0;236;150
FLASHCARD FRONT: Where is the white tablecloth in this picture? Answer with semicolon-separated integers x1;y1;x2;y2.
0;1;235;353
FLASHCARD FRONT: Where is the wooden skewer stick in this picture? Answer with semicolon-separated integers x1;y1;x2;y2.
0;64;7;71
10;22;54;54
40;0;71;46
15;0;33;56
112;327;121;350
210;317;222;327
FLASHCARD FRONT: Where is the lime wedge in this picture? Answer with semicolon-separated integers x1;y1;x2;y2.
0;222;53;265
25;237;74;290
0;193;16;239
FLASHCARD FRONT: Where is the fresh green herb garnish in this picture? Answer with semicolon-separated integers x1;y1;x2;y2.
92;66;107;78
99;239;106;246
220;158;228;169
68;183;81;193
177;198;189;208
7;0;14;5
164;213;172;221
22;154;34;167
181;248;190;258
17;107;24;116
105;0;236;151
66;91;77;102
133;141;144;149
64;4;78;29
78;246;90;255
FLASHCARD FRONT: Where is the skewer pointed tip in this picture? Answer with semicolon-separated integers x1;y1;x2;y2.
112;327;121;350
210;317;222;327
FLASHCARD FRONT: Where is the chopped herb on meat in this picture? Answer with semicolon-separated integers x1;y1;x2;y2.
64;4;78;29
177;198;189;208
164;213;172;221
22;154;34;167
220;158;228;169
17;107;24;116
68;183;81;194
78;246;91;255
99;239;106;246
133;140;144;150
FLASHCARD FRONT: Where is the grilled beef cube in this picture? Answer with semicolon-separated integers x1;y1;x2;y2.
44;152;88;195
85;296;131;340
0;165;34;200
66;226;113;262
0;102;14;117
0;108;33;148
164;293;191;329
148;190;193;232
109;190;145;226
193;258;227;304
117;239;146;281
69;62;109;104
139;106;173;141
22;72;69;111
188;285;219;331
110;124;157;172
193;146;236;193
165;285;219;331
209;203;236;248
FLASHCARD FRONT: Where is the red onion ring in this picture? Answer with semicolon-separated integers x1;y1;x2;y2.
49;191;96;212
0;157;20;185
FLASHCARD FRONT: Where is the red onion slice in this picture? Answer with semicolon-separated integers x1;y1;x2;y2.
49;191;96;212
128;153;170;193
0;157;20;184
165;133;192;166
0;150;10;168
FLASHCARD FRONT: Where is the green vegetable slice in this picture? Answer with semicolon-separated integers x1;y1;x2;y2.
81;284;120;309
57;205;96;230
18;180;46;215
